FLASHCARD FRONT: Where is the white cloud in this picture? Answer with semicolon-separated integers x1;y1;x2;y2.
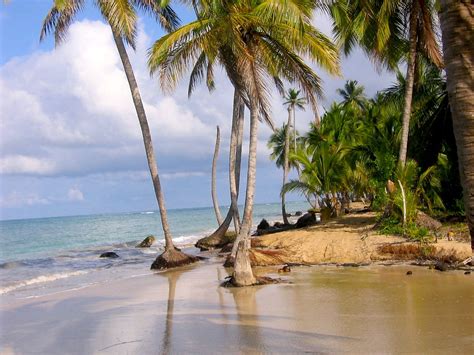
0;191;50;208
0;20;216;177
0;155;57;175
67;187;84;201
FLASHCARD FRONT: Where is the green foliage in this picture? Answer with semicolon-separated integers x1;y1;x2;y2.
378;216;431;243
267;123;299;168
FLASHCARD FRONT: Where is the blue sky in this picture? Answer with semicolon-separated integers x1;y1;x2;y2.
0;1;395;220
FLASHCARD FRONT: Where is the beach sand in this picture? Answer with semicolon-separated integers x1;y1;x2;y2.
251;211;472;265
1;259;473;354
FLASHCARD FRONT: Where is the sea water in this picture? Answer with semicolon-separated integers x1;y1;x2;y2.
0;201;309;297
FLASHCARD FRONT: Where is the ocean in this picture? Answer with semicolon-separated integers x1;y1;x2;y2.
0;201;309;298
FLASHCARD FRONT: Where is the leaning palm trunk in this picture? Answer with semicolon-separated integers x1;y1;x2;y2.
439;0;474;253
398;2;419;166
232;98;258;287
211;126;223;225
195;91;244;250
282;109;291;225
111;32;197;269
230;90;245;233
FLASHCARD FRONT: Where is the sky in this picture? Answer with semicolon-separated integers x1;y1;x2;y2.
0;1;395;220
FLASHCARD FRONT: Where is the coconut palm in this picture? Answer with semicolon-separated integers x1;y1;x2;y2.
337;80;367;111
149;0;340;285
331;0;443;166
438;0;474;254
268;123;298;224
41;0;198;269
284;88;307;150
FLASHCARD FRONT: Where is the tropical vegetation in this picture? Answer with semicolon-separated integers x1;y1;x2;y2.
37;0;473;284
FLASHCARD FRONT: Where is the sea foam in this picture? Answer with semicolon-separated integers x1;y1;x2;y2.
0;270;88;295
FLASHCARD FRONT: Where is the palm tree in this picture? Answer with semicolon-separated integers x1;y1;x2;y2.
268;123;298;224
211;125;223;225
337;80;367;111
284;89;307;151
149;0;340;286
331;0;443;166
41;0;198;269
438;0;474;255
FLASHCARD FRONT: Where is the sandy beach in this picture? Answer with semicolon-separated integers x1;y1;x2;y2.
1;256;474;354
250;210;472;266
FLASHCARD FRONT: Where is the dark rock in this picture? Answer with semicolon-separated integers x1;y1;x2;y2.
295;211;303;216
254;224;296;236
278;265;291;273
100;252;119;258
273;221;284;228
296;212;317;228
285;213;292;217
136;235;155;248
406;271;412;275
434;261;449;272
195;230;236;251
465;271;471;275
257;219;270;230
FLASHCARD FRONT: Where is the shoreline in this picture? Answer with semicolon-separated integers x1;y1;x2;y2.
2;206;473;353
1;258;473;354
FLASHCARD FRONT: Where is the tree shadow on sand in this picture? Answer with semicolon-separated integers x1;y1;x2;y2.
156;267;357;353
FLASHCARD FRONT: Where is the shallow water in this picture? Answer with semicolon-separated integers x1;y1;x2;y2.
1;263;472;354
0;201;309;296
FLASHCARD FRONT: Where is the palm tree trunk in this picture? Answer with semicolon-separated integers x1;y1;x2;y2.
231;90;244;233
232;97;258;286
195;91;243;251
212;125;223;225
282;109;291;225
439;0;474;253
112;31;198;269
111;31;174;250
292;105;297;153
398;2;419;166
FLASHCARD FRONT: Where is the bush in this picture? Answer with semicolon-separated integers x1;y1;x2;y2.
378;216;432;243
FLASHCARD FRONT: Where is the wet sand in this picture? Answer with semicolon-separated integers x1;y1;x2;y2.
1;260;473;354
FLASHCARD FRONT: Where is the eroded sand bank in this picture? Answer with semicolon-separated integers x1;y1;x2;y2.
1;260;473;354
251;212;472;265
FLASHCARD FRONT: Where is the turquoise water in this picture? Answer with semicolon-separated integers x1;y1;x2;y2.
0;201;309;295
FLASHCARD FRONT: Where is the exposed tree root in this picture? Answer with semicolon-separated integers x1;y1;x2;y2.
150;249;199;270
221;275;285;287
195;229;236;251
223;249;288;267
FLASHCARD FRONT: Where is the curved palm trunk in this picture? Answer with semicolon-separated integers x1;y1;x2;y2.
230;90;244;233
112;31;174;250
282;109;291;225
212;125;223;225
195;91;243;250
232;97;258;287
439;0;474;253
398;2;419;166
111;31;197;269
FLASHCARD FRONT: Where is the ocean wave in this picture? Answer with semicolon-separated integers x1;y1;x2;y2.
0;270;88;295
140;211;155;214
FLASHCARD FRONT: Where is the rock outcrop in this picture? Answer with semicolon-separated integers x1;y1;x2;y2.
100;252;119;258
296;212;317;228
137;235;155;248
